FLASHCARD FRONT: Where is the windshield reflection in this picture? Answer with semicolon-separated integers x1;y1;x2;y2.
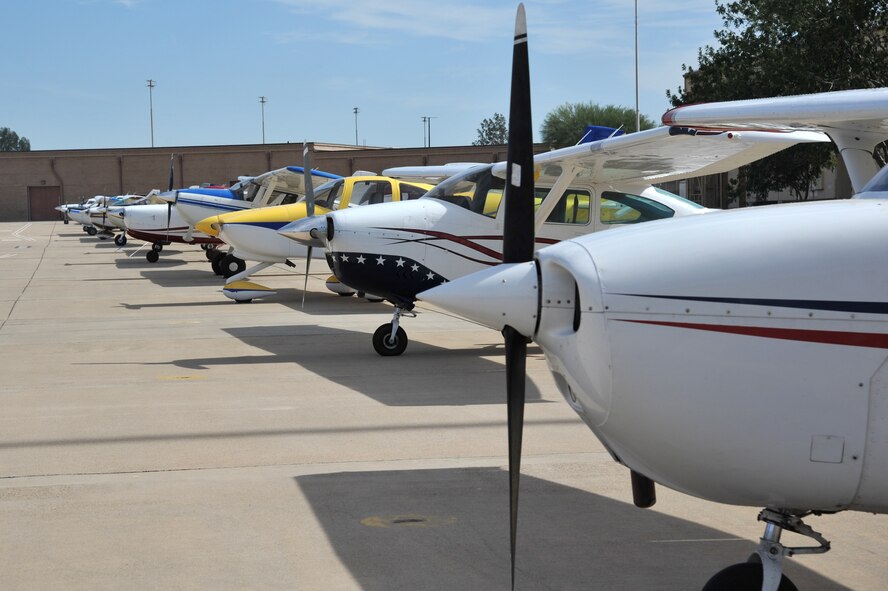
422;165;504;217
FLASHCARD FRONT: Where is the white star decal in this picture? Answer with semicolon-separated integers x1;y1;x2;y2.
426;271;435;280
376;256;386;265
356;255;366;264
340;254;349;262
410;264;420;272
395;258;405;267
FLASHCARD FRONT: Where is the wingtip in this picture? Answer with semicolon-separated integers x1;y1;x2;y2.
515;3;526;40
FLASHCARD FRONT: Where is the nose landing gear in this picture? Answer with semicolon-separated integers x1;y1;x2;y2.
372;306;416;356
702;509;830;591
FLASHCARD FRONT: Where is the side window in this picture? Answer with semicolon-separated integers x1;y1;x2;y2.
398;183;429;200
538;189;592;225
600;191;675;225
347;181;391;207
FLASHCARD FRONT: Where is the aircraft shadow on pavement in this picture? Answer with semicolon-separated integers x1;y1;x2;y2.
294;467;847;591
170;325;547;407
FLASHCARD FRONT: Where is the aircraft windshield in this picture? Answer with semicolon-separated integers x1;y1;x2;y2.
422;165;504;217
860;165;888;194
228;179;261;202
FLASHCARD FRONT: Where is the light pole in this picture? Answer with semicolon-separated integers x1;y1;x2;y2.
634;0;640;132
353;107;360;145
421;117;428;147
422;116;437;147
147;79;155;147
259;96;267;144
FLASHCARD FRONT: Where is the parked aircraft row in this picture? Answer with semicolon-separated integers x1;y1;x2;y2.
60;5;888;589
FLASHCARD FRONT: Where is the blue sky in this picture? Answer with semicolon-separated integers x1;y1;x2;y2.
1;0;724;151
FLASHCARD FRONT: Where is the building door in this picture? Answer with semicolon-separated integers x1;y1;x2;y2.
28;185;62;221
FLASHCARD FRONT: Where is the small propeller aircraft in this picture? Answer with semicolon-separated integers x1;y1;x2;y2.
195;167;434;302
418;5;888;591
167;163;342;274
119;158;335;264
282;99;827;358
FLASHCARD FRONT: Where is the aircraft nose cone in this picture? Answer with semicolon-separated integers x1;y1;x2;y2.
195;215;221;237
418;261;538;337
277;215;327;247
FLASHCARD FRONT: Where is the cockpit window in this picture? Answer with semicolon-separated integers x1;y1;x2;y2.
348;181;393;207
539;188;592;224
399;183;430;200
313;180;342;210
422;165;504;217
860;165;888;193
600;191;675;224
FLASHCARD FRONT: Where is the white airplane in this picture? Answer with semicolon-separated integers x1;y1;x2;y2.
195;172;434;302
119;163;337;264
418;6;888;590
168;164;342;274
281;112;827;358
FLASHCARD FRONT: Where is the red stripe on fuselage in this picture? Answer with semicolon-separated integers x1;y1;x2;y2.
620;320;888;349
378;227;558;262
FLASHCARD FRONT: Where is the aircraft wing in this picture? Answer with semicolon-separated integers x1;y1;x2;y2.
382;163;488;184
661;88;888;135
492;126;829;187
661;88;888;191
251;166;341;195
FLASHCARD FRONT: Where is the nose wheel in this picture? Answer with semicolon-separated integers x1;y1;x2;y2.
702;509;829;591
372;306;416;356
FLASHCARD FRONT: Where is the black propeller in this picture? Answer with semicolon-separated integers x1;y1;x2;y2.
501;5;534;589
301;143;316;308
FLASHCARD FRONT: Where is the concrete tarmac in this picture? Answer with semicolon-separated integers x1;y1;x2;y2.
1;221;886;590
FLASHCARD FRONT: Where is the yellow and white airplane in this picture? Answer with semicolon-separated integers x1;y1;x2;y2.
195;173;434;302
419;5;888;591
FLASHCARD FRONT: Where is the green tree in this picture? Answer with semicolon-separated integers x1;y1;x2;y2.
540;102;654;149
473;113;508;145
667;0;888;202
0;127;31;151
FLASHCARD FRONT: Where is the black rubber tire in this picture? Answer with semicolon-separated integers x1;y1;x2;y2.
114;234;127;246
702;563;798;591
221;255;246;278
146;249;160;263
211;255;224;275
152;243;163;252
337;292;354;297
86;226;97;236
372;323;408;356
234;298;252;304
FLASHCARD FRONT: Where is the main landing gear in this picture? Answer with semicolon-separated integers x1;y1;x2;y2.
146;242;165;263
702;509;830;591
206;248;245;278
372;306;416;356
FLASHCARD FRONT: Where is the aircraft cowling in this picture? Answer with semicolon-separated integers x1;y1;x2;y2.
534;200;888;513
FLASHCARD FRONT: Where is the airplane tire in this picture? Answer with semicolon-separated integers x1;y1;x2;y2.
372;323;408;356
152;243;163;252
211;255;224;275
114;234;127;246
146;250;160;263
221;255;246;278
234;298;253;304
86;226;98;236
702;563;798;591
337;292;354;297
82;225;89;233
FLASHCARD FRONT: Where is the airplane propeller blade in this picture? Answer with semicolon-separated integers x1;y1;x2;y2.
501;5;534;589
302;143;316;308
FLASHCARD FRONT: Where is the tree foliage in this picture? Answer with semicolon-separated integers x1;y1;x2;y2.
540;102;654;149
0;127;31;152
473;113;508;145
667;0;888;202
